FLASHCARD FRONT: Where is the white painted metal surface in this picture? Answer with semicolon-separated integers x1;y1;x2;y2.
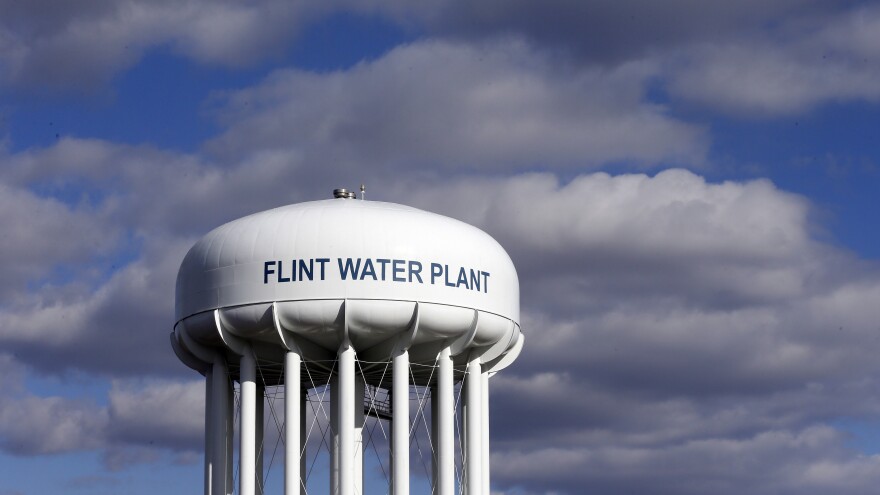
284;351;301;495
172;196;523;495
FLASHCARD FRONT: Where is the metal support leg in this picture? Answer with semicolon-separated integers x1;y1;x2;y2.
256;383;265;495
354;379;365;494
430;384;438;494
482;372;490;495
338;344;356;495
436;347;454;495
464;358;482;495
212;356;232;495
204;366;214;495
301;387;307;495
331;376;340;494
392;349;410;495
240;345;256;495
285;351;302;495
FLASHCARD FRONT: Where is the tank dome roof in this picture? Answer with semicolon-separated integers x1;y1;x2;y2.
175;198;519;325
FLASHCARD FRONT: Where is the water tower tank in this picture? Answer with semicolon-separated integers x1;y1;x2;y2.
172;191;523;495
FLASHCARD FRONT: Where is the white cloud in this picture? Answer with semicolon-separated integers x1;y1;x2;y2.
0;359;203;457
0;180;120;299
0;394;107;455
0;0;319;89
666;5;880;115
206;39;706;170
492;426;880;495
108;379;204;451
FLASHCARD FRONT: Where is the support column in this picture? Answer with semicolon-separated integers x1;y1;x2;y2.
436;347;454;495
204;366;214;495
285;351;302;495
256;384;265;495
392;349;410;495
430;384;438;493
464;358;482;495
212;355;232;495
240;345;257;495
481;372;490;495
354;379;365;494
330;376;340;493
301;387;307;495
338;344;356;495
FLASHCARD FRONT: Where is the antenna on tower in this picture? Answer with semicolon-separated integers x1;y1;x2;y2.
360;184;365;200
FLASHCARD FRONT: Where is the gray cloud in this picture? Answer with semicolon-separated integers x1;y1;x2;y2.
2;8;880;490
491;426;880;495
0;180;120;299
0;393;107;455
0;355;203;458
666;5;880;115
107;379;204;451
396;0;832;63
206;39;706;170
0;0;318;90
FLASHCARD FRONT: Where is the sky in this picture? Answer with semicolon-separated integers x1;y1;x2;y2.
1;1;880;494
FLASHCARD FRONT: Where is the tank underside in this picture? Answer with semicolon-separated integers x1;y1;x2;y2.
173;298;522;387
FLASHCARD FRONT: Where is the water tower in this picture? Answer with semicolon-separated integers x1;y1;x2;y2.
171;189;523;495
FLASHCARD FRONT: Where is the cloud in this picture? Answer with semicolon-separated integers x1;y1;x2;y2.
393;169;816;315
0;357;203;458
362;1;880;116
392;0;829;64
206;39;706;170
0;180;120;299
0;0;318;90
0;394;107;455
664;5;880;115
491;426;880;495
108;379;204;451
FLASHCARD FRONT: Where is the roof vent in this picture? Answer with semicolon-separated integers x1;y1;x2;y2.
333;188;356;199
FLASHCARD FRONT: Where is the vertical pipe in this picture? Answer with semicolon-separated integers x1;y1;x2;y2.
430;384;438;493
354;379;365;495
392;349;410;495
464;359;482;495
226;376;234;494
300;387;307;495
330;376;340;494
212;356;231;495
285;351;302;495
256;384;265;495
436;347;454;495
338;344;356;495
204;366;214;495
240;345;257;495
481;372;490;495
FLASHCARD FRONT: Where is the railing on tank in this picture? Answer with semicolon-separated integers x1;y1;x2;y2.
364;384;392;420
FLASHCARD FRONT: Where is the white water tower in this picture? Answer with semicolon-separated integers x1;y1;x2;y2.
171;189;523;495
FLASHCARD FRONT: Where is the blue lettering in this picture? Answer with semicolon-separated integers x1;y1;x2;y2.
338;258;361;280
409;261;423;283
470;269;480;292
376;259;391;280
299;259;314;281
263;261;276;284
456;267;469;289
392;259;406;282
481;271;490;293
444;265;455;287
278;260;291;283
431;263;443;284
360;259;377;280
316;258;329;280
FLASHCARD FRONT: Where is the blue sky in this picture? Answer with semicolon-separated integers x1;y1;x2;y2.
2;2;880;494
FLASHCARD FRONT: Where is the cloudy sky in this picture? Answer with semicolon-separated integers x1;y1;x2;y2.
2;1;880;494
